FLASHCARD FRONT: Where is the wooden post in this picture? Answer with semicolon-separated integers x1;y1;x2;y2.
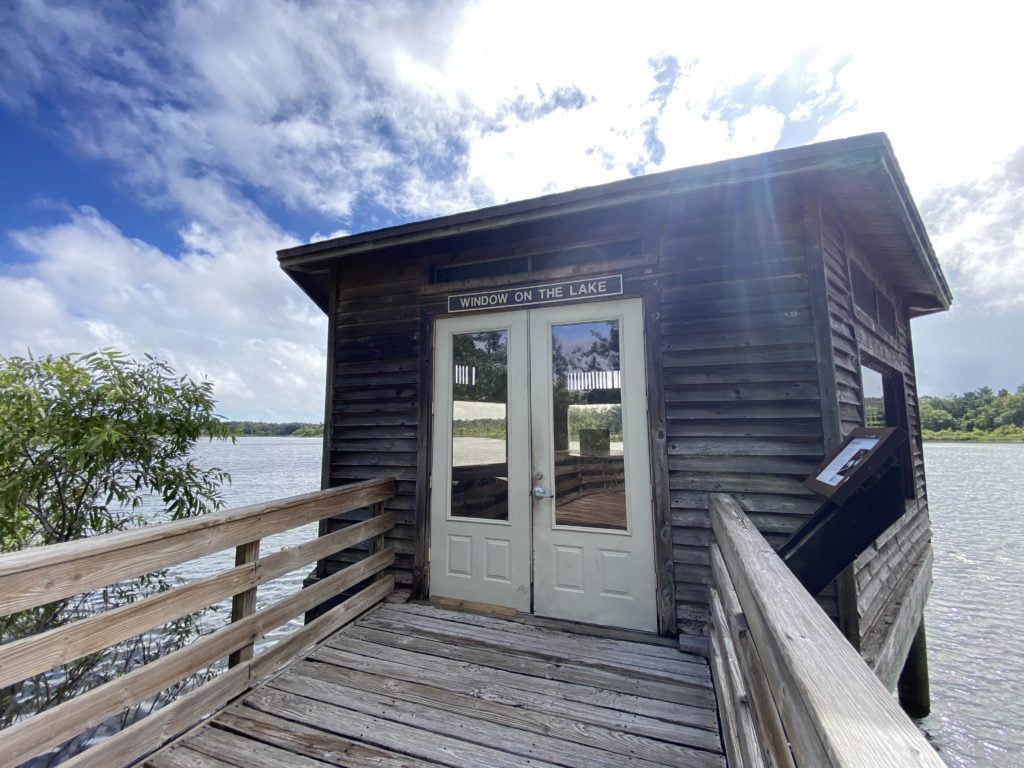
642;280;676;638
227;539;261;668
898;619;931;718
316;269;339;582
368;501;386;581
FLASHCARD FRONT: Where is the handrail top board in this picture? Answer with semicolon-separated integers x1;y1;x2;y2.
709;492;945;767
0;477;396;576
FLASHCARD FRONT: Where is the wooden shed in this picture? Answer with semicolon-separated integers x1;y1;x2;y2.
277;133;951;682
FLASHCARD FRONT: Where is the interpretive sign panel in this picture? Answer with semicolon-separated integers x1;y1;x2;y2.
816;436;881;486
448;275;623;313
803;426;905;504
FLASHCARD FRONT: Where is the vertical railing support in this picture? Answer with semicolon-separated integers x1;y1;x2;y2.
228;539;261;667
369;501;386;581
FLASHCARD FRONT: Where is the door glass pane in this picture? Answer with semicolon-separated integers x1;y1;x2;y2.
550;320;626;530
451;330;509;520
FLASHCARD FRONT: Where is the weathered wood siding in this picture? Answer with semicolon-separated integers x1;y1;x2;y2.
661;188;837;648
321;252;437;589
314;184;860;645
819;202;933;652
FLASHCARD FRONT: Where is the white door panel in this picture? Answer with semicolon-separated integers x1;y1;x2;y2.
429;299;656;631
428;312;530;610
529;299;657;631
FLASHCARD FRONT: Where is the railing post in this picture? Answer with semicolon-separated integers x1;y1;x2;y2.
228;539;261;667
369;501;387;581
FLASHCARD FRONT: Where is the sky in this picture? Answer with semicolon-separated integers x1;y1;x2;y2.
1;1;1022;421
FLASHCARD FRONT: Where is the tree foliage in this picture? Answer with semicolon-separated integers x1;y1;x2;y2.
0;350;231;548
452;418;507;440
0;350;232;762
921;385;1024;441
221;421;323;437
568;404;623;442
452;330;508;405
289;423;324;437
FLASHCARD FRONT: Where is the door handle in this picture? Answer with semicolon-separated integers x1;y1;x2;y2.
532;486;554;499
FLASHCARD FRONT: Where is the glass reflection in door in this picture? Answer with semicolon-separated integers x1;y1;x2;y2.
450;330;509;520
549;320;627;530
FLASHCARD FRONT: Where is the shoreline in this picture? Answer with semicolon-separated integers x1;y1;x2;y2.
923;436;1024;444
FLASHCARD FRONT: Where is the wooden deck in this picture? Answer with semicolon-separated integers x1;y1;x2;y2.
147;602;725;768
556;490;627;529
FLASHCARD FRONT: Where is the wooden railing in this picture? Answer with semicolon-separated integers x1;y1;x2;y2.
0;477;397;768
707;493;945;768
554;452;625;504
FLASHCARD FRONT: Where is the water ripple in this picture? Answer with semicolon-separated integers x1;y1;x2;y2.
919;443;1024;767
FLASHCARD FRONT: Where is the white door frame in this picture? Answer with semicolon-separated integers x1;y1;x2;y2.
428;298;656;631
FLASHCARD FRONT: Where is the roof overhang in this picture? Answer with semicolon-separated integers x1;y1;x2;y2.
278;133;952;317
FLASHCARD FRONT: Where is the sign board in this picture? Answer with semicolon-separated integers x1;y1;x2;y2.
448;275;623;313
803;426;905;504
816;436;881;487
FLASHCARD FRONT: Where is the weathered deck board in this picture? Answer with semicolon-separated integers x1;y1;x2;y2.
327;627;718;728
369;604;710;678
147;602;724;768
331;626;716;729
391;601;693;658
555;491;628;529
215;707;444;768
350;612;716;705
313;642;722;749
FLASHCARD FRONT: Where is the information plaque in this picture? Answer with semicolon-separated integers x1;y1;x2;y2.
803;426;905;504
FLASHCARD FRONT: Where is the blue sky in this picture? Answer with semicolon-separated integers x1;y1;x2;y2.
1;1;1022;420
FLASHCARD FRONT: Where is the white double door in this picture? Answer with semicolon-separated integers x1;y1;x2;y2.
429;298;657;632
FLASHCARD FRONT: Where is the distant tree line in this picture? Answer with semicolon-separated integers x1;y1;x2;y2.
921;386;1024;441
222;421;323;437
451;406;623;443
453;418;506;440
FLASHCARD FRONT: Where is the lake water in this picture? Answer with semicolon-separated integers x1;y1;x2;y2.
187;437;1022;766
175;437;324;644
918;442;1024;767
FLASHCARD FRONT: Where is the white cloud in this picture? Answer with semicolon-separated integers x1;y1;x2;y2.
4;1;1022;216
805;2;1024;194
3;202;326;421
1;0;1023;406
921;148;1024;308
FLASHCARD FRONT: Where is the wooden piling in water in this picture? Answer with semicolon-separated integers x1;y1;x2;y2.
898;619;931;718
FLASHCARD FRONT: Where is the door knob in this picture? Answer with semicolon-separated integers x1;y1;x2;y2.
532;486;553;499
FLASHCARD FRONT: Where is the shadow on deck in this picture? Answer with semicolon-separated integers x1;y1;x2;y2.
147;602;726;768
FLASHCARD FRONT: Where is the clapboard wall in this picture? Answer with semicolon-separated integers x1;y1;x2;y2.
658;187;835;646
318;252;434;589
818;201;933;663
311;180;864;650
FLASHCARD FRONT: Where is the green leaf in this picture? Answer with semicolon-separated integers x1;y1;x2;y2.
0;350;232;548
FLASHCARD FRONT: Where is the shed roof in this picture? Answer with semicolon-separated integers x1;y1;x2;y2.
278;133;952;317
